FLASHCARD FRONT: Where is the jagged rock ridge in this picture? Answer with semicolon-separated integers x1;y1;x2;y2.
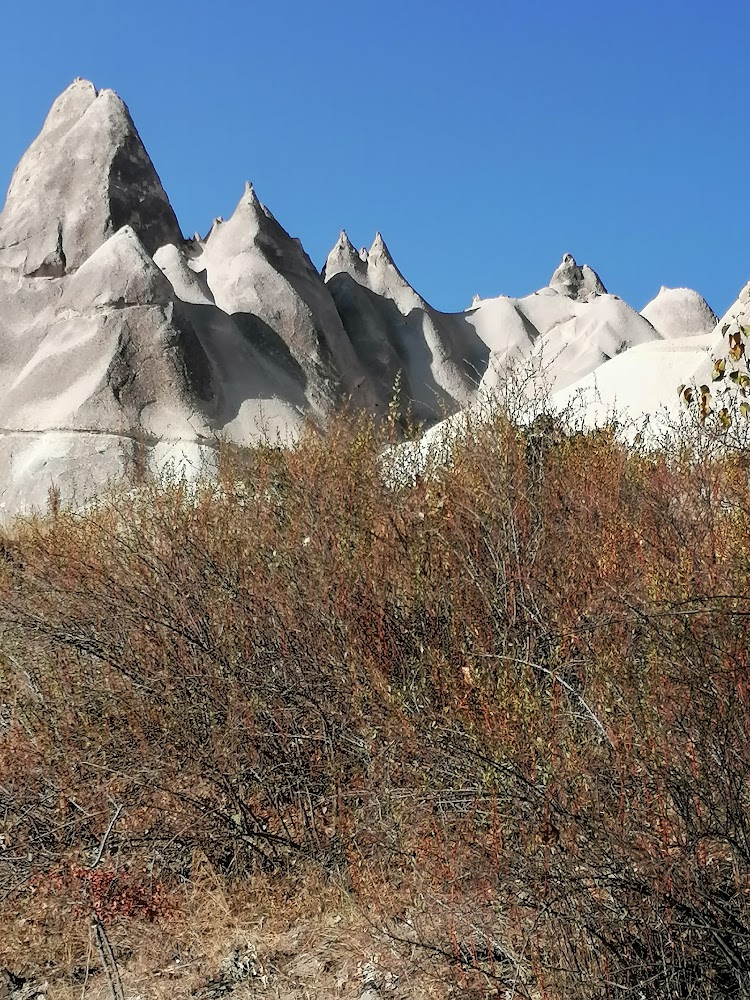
0;80;724;518
323;230;488;422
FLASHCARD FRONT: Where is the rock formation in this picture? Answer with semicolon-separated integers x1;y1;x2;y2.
324;230;487;422
640;286;717;340
548;253;607;302
0;80;182;276
553;282;744;431
464;254;658;395
0;80;727;519
194;185;376;416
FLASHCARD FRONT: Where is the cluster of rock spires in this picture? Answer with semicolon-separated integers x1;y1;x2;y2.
0;79;734;518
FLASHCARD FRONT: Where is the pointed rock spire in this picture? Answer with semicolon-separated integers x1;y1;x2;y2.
204;182;275;253
364;231;417;301
549;253;607;301
235;180;264;221
36;78;98;144
369;231;395;265
0;80;182;275
323;229;366;281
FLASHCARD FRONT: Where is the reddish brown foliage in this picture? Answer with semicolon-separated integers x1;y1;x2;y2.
1;410;750;996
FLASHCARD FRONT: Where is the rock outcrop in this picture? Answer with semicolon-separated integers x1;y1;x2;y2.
640;286;718;340
548;253;607;302
0;80;724;519
324;231;488;422
552;289;737;432
0;80;182;275
194;184;376;416
462;257;658;395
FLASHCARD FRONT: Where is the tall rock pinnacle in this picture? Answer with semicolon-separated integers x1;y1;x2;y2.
0;79;182;275
321;230;366;281
196;183;376;411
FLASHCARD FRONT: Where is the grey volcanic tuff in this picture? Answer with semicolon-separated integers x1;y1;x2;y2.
0;80;721;519
0;79;182;275
323;230;488;422
548;253;607;302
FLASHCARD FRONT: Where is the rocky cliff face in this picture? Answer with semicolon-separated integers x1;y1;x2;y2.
0;80;723;519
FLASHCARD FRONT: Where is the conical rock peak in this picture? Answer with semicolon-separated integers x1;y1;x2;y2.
0;79;182;275
60;225;174;311
323;229;366;280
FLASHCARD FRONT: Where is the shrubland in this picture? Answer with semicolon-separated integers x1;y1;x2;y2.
1;396;750;999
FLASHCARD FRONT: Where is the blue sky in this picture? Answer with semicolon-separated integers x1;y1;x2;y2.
1;0;748;316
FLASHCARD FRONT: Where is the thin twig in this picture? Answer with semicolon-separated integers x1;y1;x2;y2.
89;803;123;869
92;914;125;1000
480;655;613;746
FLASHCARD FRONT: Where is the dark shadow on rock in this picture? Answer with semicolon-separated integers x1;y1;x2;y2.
179;301;309;427
412;304;490;393
109;127;183;258
172;301;215;403
328;272;489;425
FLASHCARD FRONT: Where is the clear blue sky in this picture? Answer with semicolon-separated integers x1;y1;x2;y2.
1;0;748;316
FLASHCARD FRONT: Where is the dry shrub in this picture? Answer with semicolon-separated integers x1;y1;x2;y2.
1;405;750;997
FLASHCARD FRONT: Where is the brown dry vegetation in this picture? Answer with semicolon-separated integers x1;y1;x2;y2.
2;403;750;999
